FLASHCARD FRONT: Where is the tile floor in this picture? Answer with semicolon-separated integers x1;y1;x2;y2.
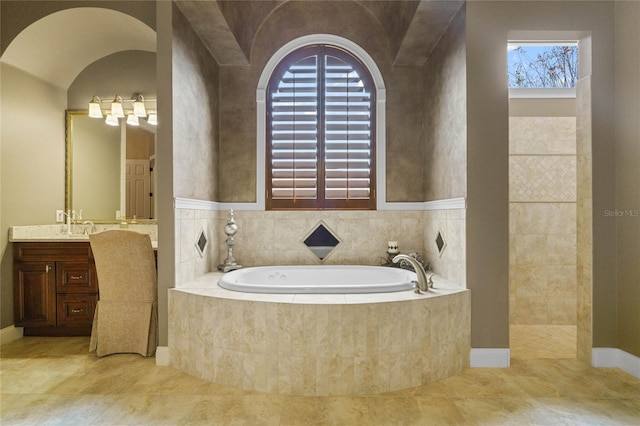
1;329;639;425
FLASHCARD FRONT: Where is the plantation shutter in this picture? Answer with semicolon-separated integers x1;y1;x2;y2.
323;53;373;203
267;45;375;210
270;54;319;202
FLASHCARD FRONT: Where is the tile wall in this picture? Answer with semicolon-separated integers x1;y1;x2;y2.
175;208;220;285
169;288;471;395
423;209;467;287
576;76;593;363
509;116;577;325
174;208;466;289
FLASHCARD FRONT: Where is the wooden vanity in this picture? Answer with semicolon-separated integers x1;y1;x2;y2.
13;242;98;336
10;224;158;337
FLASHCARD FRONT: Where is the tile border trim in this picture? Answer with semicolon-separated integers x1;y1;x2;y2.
174;197;466;212
592;348;640;379
470;348;510;368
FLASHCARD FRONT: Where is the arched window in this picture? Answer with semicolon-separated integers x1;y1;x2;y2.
266;44;376;210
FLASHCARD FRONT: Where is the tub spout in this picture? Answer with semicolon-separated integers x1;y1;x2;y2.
392;254;430;293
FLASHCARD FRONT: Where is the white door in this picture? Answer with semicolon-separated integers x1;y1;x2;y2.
126;159;151;219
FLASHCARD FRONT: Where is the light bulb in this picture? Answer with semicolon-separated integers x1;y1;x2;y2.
105;114;119;126
126;114;139;126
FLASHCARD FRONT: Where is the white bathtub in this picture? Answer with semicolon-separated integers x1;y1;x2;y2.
218;265;416;294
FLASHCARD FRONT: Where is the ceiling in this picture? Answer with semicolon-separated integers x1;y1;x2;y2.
0;1;462;90
1;7;155;90
175;0;464;67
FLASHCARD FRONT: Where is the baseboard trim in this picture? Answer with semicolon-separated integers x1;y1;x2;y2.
155;346;169;366
592;348;640;379
0;326;23;345
470;348;510;368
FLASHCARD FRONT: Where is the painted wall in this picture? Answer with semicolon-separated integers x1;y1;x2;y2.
423;6;467;201
0;0;156;55
171;5;219;203
0;64;66;329
614;1;640;357
155;0;174;348
67;51;157;110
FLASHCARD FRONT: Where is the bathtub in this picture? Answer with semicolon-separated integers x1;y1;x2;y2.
169;270;470;396
219;265;416;294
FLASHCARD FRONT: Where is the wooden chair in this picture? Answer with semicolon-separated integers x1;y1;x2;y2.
89;230;157;357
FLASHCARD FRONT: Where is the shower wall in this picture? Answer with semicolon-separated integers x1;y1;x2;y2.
509;115;577;325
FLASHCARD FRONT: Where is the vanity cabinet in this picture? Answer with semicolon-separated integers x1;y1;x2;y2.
13;242;98;336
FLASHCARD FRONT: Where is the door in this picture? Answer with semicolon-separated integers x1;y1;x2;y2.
13;262;56;327
125;159;151;219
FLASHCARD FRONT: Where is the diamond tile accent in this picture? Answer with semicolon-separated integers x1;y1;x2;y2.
436;230;446;256
510;156;576;202
196;229;207;256
303;222;340;260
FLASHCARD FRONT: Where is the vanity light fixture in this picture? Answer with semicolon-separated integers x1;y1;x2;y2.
88;95;103;118
126;114;140;126
110;95;125;118
88;94;157;125
105;114;119;126
133;94;147;117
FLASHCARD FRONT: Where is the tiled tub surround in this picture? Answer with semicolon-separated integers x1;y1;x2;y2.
423;209;466;287
176;208;220;285
169;272;470;396
180;209;467;288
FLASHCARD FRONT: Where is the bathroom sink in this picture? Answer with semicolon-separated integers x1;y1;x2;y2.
53;234;90;240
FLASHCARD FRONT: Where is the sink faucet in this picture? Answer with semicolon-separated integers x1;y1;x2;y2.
82;221;96;234
393;254;431;293
61;210;76;235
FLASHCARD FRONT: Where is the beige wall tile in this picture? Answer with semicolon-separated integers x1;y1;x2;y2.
169;290;469;396
510;156;576;202
509;116;577;327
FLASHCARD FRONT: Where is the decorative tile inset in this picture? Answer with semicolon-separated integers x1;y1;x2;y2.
303;222;340;261
509;156;576;202
195;229;207;257
436;229;446;257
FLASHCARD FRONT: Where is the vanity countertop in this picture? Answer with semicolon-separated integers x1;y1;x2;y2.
9;224;158;248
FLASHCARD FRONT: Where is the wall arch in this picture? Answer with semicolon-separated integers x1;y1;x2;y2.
1;7;155;90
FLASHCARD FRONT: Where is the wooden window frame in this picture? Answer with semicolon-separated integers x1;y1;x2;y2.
266;44;376;211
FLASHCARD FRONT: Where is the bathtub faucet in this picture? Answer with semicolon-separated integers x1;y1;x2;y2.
392;254;431;293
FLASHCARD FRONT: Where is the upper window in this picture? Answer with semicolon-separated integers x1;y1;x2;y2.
266;45;376;210
508;42;578;89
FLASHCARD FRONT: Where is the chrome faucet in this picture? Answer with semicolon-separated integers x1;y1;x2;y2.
393;254;431;293
82;220;96;234
61;210;76;235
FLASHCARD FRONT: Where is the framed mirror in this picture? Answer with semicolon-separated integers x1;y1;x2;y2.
65;110;157;223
